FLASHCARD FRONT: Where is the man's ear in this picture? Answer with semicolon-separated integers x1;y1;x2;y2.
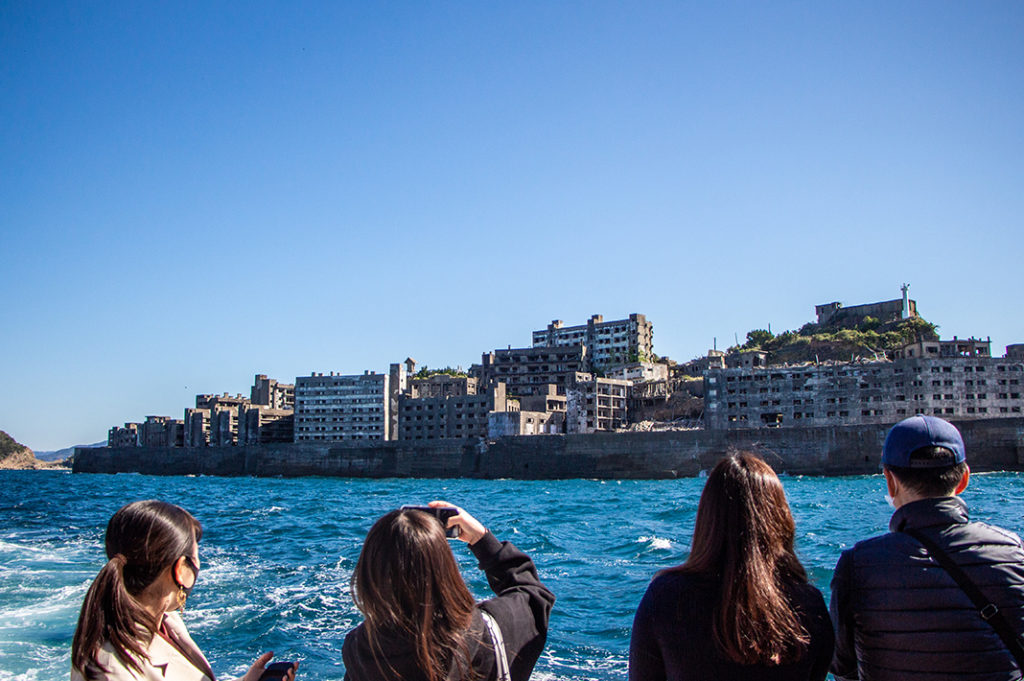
954;464;970;495
883;467;899;498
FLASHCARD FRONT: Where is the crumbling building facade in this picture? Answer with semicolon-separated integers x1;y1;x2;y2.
294;370;391;442
705;340;1024;430
532;313;653;371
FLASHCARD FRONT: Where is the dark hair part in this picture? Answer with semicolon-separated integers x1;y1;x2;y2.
885;445;968;497
72;500;202;680
668;453;810;666
351;509;476;681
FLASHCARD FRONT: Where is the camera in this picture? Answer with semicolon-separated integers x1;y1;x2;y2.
401;505;461;538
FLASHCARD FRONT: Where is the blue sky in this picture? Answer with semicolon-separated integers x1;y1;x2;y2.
2;2;1022;451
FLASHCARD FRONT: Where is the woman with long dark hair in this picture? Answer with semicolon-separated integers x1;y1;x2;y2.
71;500;296;681
342;501;555;681
629;453;834;681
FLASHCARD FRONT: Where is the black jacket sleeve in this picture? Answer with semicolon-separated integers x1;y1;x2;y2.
830;549;859;681
471;532;555;681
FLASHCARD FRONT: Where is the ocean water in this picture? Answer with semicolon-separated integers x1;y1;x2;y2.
1;470;1022;681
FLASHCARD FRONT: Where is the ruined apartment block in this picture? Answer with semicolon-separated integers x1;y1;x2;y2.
398;383;510;440
409;373;478;399
474;345;588;398
566;373;630;433
705;343;1024;430
294;370;391;442
139;415;184;447
191;393;249;445
532;313;653;371
108;422;141;447
606;361;669;383
251;374;295;411
894;337;992;360
238;406;294;444
488;409;561;437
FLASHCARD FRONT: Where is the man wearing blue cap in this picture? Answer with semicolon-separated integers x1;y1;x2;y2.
830;415;1024;681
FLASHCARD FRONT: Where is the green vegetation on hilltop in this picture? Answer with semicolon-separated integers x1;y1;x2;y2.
413;365;468;379
0;431;30;462
731;316;939;365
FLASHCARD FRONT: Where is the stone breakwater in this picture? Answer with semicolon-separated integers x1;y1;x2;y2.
72;418;1024;479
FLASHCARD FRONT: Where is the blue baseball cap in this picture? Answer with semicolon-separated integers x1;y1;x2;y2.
882;415;966;468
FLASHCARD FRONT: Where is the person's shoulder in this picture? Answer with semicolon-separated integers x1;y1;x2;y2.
968;519;1024;547
841;530;907;561
75;643;143;681
343;623;365;648
647;569;714;597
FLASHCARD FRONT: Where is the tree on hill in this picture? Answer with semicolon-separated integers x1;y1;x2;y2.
413;365;468;379
743;329;774;349
0;430;29;461
731;316;939;365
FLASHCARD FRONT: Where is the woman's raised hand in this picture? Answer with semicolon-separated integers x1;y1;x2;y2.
428;501;486;545
239;652;298;681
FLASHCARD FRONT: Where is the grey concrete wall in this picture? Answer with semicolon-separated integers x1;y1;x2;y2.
74;418;1024;480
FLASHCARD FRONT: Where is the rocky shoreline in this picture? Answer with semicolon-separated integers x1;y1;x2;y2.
0;430;71;470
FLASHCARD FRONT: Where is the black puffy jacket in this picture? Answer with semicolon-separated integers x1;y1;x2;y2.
830;496;1024;681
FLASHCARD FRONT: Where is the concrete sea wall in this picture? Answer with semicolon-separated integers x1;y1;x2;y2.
73;418;1024;479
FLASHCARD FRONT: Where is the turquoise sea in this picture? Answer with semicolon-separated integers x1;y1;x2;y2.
2;470;1023;681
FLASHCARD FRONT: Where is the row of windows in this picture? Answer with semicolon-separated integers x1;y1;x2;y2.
725;405;1022;422
720;363;1021;384
724;391;1021;409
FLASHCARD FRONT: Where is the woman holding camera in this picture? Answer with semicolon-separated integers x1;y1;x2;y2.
71;500;296;681
342;501;555;681
629;454;834;681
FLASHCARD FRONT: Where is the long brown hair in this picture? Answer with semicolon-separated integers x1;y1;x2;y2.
669;453;810;665
72;500;202;679
351;509;476;681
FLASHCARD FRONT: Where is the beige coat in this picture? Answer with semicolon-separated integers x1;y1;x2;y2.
71;612;217;681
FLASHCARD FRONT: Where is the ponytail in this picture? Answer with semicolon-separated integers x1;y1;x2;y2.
72;554;155;679
71;501;201;679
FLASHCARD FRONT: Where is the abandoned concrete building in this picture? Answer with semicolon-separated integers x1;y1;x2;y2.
140;416;184;447
566;373;630;432
251;374;295;411
107;422;141;447
398;382;511;440
606;361;668;383
894;337;992;359
726;350;769;369
488;409;561;437
674;350;727;378
815;284;917;327
237;406;294;444
409;373;478;399
294;370;392;442
473;345;588;397
180;373;297;446
532;313;653;371
705;338;1024;430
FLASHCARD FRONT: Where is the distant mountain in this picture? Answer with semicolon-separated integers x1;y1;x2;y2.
33;441;105;462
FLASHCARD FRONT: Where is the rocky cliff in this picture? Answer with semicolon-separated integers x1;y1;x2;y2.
0;431;70;470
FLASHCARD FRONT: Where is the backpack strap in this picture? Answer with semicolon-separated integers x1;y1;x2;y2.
480;610;511;681
903;526;1024;675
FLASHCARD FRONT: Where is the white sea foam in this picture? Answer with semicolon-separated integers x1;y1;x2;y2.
638;535;672;550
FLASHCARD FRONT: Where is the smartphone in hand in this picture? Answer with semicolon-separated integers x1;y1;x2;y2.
259;662;297;681
401;505;460;538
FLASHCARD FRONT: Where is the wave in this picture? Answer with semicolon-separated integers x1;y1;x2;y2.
637;535;673;551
